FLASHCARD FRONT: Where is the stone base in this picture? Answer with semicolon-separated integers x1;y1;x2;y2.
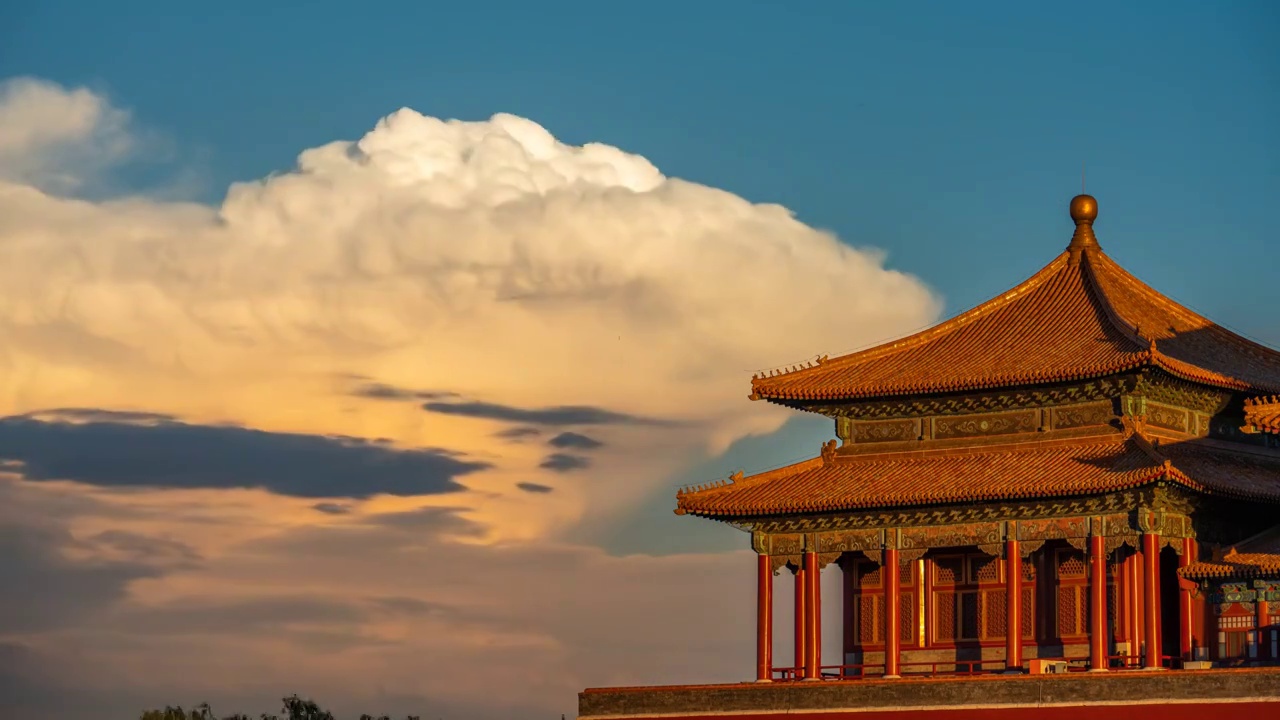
579;667;1280;719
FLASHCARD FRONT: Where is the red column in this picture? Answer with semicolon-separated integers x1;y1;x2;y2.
1177;539;1193;662
804;551;821;679
1257;599;1271;661
1006;539;1022;671
842;560;856;676
794;564;807;678
1116;550;1131;657
884;548;901;678
1187;541;1205;661
1136;545;1146;666
1142;533;1161;668
1089;534;1108;671
756;553;773;682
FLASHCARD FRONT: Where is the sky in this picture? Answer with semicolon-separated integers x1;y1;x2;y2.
0;2;1276;718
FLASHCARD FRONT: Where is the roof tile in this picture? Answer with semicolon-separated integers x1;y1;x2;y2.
751;242;1280;402
676;431;1280;518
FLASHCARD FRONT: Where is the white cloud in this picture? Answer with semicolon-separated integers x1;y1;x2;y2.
0;77;134;192
0;78;940;717
0;79;940;539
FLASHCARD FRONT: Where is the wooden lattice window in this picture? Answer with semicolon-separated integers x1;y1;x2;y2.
934;557;963;585
972;556;1002;584
857;595;881;644
1053;547;1089;639
1021;587;1034;638
936;591;956;639
985;589;1008;637
1058;550;1086;578
859;564;882;588
900;592;915;643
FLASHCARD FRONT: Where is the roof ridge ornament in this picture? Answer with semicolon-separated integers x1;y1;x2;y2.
1067;193;1099;252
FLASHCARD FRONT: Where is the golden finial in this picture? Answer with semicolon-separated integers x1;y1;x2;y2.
1067;193;1099;250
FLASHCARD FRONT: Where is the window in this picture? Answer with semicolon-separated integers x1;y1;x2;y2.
931;552;1027;644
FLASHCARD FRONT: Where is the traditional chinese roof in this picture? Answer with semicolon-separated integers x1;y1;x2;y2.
1179;525;1280;581
1244;396;1280;435
751;195;1280;403
675;428;1280;519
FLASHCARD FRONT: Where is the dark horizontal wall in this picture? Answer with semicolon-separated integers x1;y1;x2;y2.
579;668;1280;718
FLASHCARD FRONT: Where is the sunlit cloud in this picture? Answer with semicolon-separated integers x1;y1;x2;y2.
0;77;941;718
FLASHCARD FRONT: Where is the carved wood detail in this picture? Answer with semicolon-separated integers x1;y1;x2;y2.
805;377;1137;420
1017;517;1090;542
852;419;918;444
816;529;883;554
1051;401;1114;430
749;489;1150;535
817;552;843;569
1146;402;1189;433
769;533;805;556
1104;535;1138;555
898;548;928;565
1019;539;1046;557
976;542;1005;558
934;410;1038;440
900;522;1003;551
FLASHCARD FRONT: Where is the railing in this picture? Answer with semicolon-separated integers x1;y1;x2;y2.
771;660;1006;682
1104;653;1180;669
775;653;1279;681
820;663;886;679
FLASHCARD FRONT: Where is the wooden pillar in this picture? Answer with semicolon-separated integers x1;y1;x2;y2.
1177;538;1194;662
1116;549;1131;657
1141;533;1161;669
1258;598;1272;661
1005;539;1022;671
804;551;821;680
1089;534;1108;671
794;563;807;678
756;553;773;682
1130;547;1143;665
884;548;901;678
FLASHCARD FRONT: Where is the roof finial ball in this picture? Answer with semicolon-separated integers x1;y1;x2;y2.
1070;194;1098;225
1067;194;1099;252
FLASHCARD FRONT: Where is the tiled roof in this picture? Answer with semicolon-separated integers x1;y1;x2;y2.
751;200;1280;402
1179;526;1280;580
675;430;1280;519
1244;396;1280;435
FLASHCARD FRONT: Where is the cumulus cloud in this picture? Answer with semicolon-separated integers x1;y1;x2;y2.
0;77;133;192
0;78;940;718
0;79;939;538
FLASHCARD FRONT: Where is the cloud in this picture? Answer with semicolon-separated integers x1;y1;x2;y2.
422;400;668;427
0;413;487;498
0;79;942;719
0;77;134;193
0;522;162;633
494;426;542;440
349;381;457;401
548;431;604;449
0;81;938;536
539;452;591;472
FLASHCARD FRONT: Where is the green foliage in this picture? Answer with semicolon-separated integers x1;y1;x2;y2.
138;695;422;720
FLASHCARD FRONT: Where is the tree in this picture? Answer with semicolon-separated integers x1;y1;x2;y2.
138;695;422;720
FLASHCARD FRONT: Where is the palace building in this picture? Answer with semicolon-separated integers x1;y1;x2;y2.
672;194;1280;681
579;195;1280;720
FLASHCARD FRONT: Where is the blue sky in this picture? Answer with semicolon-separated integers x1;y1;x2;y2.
0;2;1277;717
5;0;1277;340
